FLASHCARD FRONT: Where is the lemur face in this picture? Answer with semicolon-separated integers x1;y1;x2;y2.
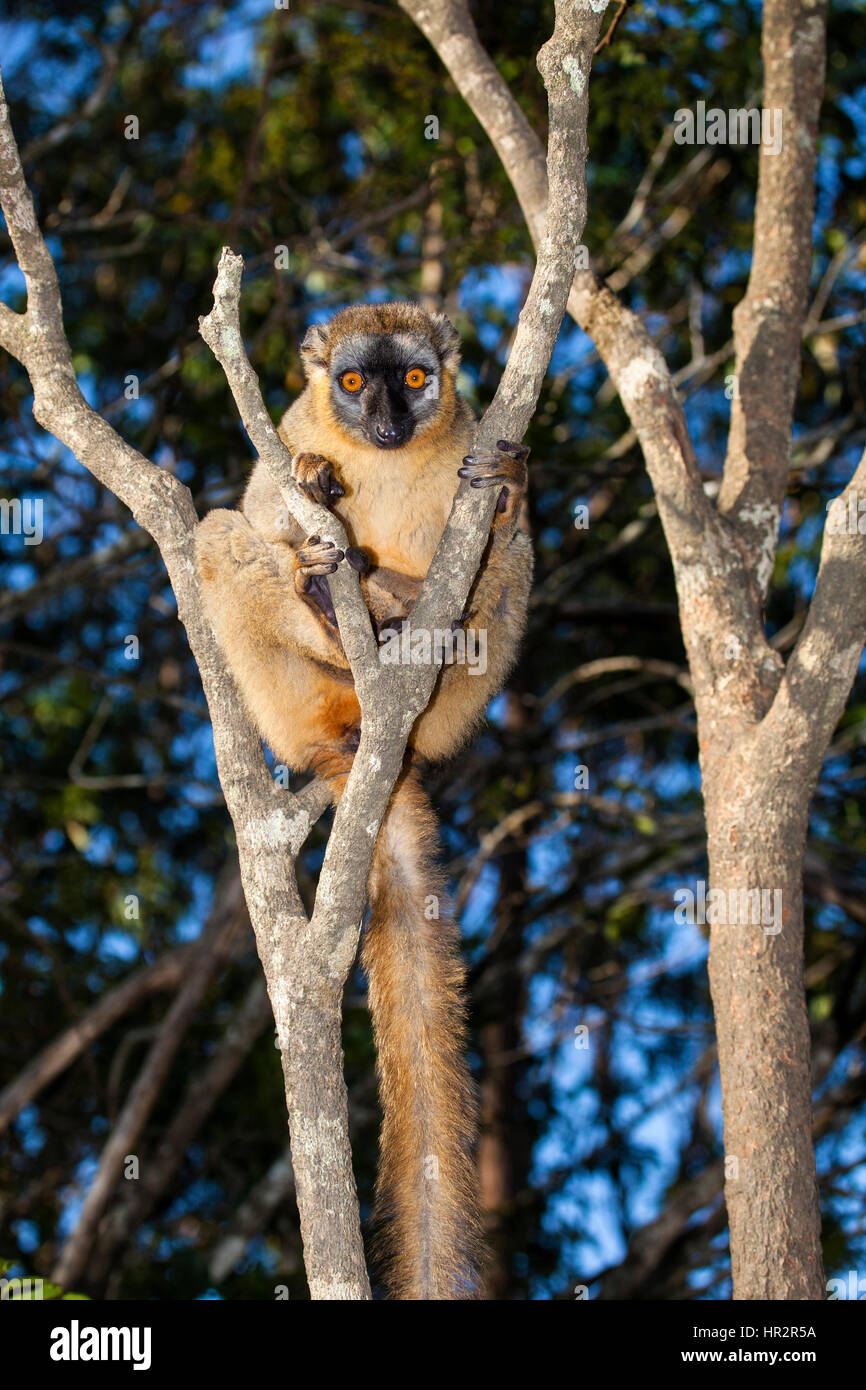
300;303;461;451
329;331;443;449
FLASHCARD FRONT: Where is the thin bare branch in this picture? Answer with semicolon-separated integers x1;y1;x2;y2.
208;1145;295;1284
719;0;828;598
91;975;273;1281
594;0;632;54
51;876;244;1290
0;934;237;1136
758;445;866;781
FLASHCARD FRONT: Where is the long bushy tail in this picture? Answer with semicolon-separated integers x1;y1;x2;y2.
365;765;483;1299
320;754;483;1299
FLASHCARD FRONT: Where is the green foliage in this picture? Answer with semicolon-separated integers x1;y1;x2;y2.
0;1257;89;1299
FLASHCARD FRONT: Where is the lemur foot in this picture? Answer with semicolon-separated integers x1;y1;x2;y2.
295;535;344;625
458;439;529;525
294;453;345;508
228;520;272;569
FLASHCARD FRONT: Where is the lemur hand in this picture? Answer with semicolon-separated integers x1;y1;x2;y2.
293;452;345;508
294;535;344;626
458;439;529;534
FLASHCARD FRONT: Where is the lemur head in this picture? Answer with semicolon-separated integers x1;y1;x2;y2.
299;301;461;451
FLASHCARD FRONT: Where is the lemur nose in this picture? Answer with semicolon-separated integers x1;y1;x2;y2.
376;425;400;445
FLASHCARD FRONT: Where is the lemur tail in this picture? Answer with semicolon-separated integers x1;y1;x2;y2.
319;754;484;1299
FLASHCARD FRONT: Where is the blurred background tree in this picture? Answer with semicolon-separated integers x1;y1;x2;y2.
0;0;864;1299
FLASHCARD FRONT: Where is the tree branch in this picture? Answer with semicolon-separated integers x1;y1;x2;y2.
719;0;828;599
90;975;273;1283
756;444;866;783
397;0;724;619
208;1144;295;1284
50;886;241;1290
594;0;632;55
0;930;237;1137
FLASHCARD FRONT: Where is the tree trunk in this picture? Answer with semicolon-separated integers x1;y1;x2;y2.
272;969;370;1300
705;756;824;1299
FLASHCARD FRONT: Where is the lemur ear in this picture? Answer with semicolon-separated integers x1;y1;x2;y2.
428;311;461;372
299;322;330;374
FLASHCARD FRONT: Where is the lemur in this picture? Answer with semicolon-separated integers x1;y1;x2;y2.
194;301;532;1299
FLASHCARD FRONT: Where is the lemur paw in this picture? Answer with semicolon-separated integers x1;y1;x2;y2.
294;536;343;626
458;439;529;520
295;535;345;578
294;453;345;508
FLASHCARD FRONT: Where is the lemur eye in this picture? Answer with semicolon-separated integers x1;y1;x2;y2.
340;370;364;393
405;367;427;389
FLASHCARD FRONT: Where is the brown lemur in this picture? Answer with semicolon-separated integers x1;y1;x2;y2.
194;301;532;1299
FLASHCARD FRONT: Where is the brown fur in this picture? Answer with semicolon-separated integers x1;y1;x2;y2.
194;302;532;1298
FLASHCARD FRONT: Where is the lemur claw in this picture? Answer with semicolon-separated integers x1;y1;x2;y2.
294;453;345;508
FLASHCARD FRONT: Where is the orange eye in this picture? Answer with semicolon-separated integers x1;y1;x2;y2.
405;367;427;389
340;370;364;393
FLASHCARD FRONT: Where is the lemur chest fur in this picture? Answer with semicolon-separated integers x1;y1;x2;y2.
277;402;470;574
334;456;455;573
